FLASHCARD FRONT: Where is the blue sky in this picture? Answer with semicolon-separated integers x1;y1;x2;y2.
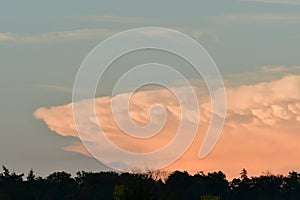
0;0;300;177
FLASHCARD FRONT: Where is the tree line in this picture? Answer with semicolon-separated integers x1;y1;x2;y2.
0;166;299;199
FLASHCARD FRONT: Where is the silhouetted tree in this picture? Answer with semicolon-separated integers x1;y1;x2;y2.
0;166;23;182
0;166;299;200
282;171;300;199
26;169;36;182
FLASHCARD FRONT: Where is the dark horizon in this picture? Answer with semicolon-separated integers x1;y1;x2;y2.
0;166;299;199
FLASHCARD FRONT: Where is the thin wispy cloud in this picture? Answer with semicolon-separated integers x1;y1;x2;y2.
78;14;157;24
224;65;300;86
0;28;117;43
0;33;14;41
77;15;218;42
35;84;74;93
240;0;300;5
0;27;216;43
175;28;220;42
34;84;103;94
216;13;300;23
127;28;219;45
260;65;300;73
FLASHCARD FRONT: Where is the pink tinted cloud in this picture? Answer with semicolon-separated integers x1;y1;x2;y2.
34;75;300;178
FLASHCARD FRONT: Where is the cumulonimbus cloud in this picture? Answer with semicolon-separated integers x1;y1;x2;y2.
34;75;300;178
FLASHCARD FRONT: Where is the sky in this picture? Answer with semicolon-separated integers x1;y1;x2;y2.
0;0;300;179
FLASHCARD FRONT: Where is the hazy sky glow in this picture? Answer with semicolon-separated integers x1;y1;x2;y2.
1;0;300;179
